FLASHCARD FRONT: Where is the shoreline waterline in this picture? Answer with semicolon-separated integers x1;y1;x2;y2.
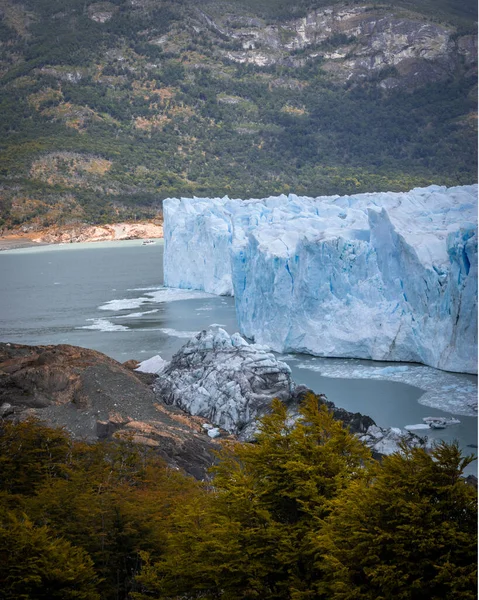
0;240;476;472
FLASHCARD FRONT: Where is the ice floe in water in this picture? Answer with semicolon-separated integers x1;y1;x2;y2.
99;297;151;311
99;288;214;312
294;358;477;416
127;286;164;292
135;354;169;374
144;288;213;303
120;309;159;318
152;328;200;339
77;319;129;332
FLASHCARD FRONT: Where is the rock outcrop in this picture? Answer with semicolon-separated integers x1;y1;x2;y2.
155;328;295;439
0;338;432;475
0;342;219;479
194;5;476;88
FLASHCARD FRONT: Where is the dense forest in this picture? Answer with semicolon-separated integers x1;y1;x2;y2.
0;396;476;599
0;0;477;229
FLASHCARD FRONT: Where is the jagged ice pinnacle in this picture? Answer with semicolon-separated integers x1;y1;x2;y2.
163;185;478;374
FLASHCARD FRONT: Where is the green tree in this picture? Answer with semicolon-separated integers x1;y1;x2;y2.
317;442;478;600
0;508;100;599
134;394;372;599
0;419;72;497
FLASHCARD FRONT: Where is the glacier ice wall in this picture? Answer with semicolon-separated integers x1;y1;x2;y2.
163;185;478;373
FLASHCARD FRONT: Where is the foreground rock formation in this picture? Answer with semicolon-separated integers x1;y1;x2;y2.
0;342;218;478
163;185;478;373
1;337;430;476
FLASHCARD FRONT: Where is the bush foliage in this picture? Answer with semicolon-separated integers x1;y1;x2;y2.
1;396;476;599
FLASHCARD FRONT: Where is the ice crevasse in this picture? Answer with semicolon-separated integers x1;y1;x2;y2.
163;185;478;374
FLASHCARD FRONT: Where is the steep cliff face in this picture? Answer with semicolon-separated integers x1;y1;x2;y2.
193;4;475;88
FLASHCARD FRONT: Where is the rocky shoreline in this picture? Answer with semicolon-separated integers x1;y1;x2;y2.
1;333;442;480
0;221;163;251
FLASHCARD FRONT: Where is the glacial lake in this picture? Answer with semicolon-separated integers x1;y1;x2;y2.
0;240;476;474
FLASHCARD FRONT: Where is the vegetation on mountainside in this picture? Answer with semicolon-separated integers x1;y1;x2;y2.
0;0;477;230
1;396;477;599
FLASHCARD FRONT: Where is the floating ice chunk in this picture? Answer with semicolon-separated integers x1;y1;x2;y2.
376;366;410;375
77;318;129;332
294;357;477;416
154;328;200;339
135;355;169;374
99;297;150;311
404;424;431;431
120;309;159;318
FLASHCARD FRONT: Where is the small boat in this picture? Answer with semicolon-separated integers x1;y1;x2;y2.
142;239;157;246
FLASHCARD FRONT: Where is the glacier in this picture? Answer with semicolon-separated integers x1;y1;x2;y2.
163;185;478;374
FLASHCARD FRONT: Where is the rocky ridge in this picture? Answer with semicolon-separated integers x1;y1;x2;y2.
0;342;220;478
192;4;476;88
0;336;432;480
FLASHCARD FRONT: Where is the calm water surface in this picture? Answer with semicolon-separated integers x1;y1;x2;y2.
0;240;476;473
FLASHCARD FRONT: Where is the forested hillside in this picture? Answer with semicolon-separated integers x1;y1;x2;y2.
0;0;476;230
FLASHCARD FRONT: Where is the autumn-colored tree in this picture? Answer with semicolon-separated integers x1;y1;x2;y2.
0;508;100;599
134;394;372;599
316;442;478;600
25;438;201;599
0;419;72;497
0;419;201;600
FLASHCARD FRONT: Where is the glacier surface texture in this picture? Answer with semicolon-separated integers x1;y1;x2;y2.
163;185;478;374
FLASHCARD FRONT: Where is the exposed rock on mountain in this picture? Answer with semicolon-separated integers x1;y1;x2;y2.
197;5;472;88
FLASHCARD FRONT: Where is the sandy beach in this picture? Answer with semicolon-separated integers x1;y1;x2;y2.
0;222;163;251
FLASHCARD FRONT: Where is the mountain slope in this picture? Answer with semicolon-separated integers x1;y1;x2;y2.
0;0;476;231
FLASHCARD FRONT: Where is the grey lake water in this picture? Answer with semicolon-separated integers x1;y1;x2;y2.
0;240;476;474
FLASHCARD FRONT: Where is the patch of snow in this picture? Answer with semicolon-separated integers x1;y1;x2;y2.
207;427;221;439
